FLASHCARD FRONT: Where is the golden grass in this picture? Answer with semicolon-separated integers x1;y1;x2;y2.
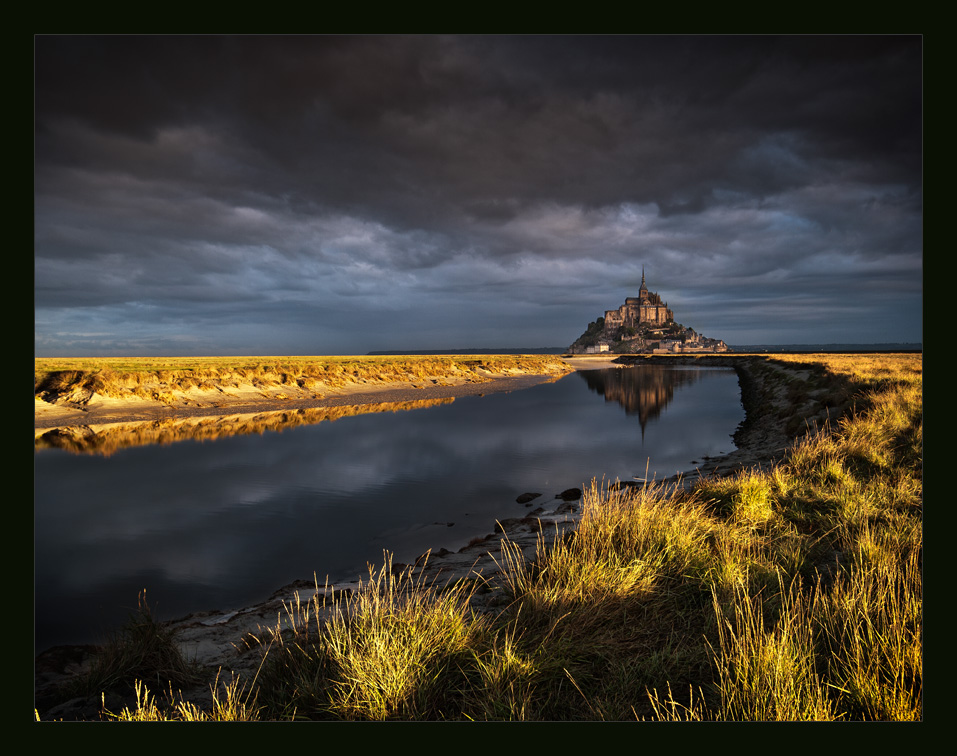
709;575;837;721
101;673;262;721
35;354;571;380
499;480;716;614
768;352;922;380
684;352;922;720
250;561;491;720
35;354;573;406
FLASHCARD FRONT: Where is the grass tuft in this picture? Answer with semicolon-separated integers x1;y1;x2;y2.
254;558;490;720
710;574;837;721
63;591;204;702
102;672;261;721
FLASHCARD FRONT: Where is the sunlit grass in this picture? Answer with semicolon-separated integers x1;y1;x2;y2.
35;354;573;405
101;673;262;721
816;543;922;721
710;575;837;721
251;560;493;720
499;480;717;613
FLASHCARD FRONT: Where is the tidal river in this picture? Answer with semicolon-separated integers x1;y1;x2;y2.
34;365;744;652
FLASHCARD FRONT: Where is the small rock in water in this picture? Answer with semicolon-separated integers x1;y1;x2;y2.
516;492;542;504
556;488;582;501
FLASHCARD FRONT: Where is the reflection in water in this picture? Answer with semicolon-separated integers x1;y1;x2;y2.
35;367;744;652
34;398;456;455
578;366;706;435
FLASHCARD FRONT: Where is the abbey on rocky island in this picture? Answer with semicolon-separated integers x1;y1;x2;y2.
568;270;729;355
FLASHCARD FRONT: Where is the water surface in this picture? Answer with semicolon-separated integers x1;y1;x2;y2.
34;366;743;651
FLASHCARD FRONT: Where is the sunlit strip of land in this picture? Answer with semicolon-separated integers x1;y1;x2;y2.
34;354;572;384
34;354;573;406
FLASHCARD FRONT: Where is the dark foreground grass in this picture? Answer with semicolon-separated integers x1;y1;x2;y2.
60;592;205;700
39;354;921;721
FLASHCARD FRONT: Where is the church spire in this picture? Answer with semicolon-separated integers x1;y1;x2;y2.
639;267;648;295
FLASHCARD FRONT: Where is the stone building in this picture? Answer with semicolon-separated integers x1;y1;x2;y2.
602;269;674;332
568;270;729;354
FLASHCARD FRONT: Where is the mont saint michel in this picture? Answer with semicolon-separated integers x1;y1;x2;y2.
568;271;728;355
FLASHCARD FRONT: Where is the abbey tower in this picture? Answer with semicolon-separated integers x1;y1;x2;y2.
601;269;674;331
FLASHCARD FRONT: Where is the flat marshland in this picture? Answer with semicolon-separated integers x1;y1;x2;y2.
35;353;922;721
34;354;573;399
34;354;575;431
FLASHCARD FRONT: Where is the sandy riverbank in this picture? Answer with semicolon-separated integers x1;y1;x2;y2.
36;354;618;432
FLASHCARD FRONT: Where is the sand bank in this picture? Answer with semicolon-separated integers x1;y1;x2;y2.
35;355;597;432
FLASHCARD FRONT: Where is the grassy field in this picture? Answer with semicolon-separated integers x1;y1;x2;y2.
37;353;922;721
34;354;572;402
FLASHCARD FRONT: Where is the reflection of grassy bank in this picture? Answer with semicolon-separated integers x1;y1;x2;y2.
35;355;572;407
35;398;455;455
40;354;921;721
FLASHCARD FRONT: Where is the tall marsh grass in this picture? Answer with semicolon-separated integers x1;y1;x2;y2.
251;560;493;720
710;576;837;721
687;353;921;720
499;480;716;614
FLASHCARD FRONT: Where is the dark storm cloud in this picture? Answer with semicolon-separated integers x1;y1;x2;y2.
35;35;922;355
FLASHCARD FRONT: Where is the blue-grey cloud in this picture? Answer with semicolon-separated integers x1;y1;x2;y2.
34;35;922;354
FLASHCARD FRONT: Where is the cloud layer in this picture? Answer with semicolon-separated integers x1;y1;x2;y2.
35;35;922;355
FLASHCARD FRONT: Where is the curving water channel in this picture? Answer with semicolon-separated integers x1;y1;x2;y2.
34;365;744;652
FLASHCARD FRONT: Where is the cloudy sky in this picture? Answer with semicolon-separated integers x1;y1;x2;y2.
35;35;922;356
